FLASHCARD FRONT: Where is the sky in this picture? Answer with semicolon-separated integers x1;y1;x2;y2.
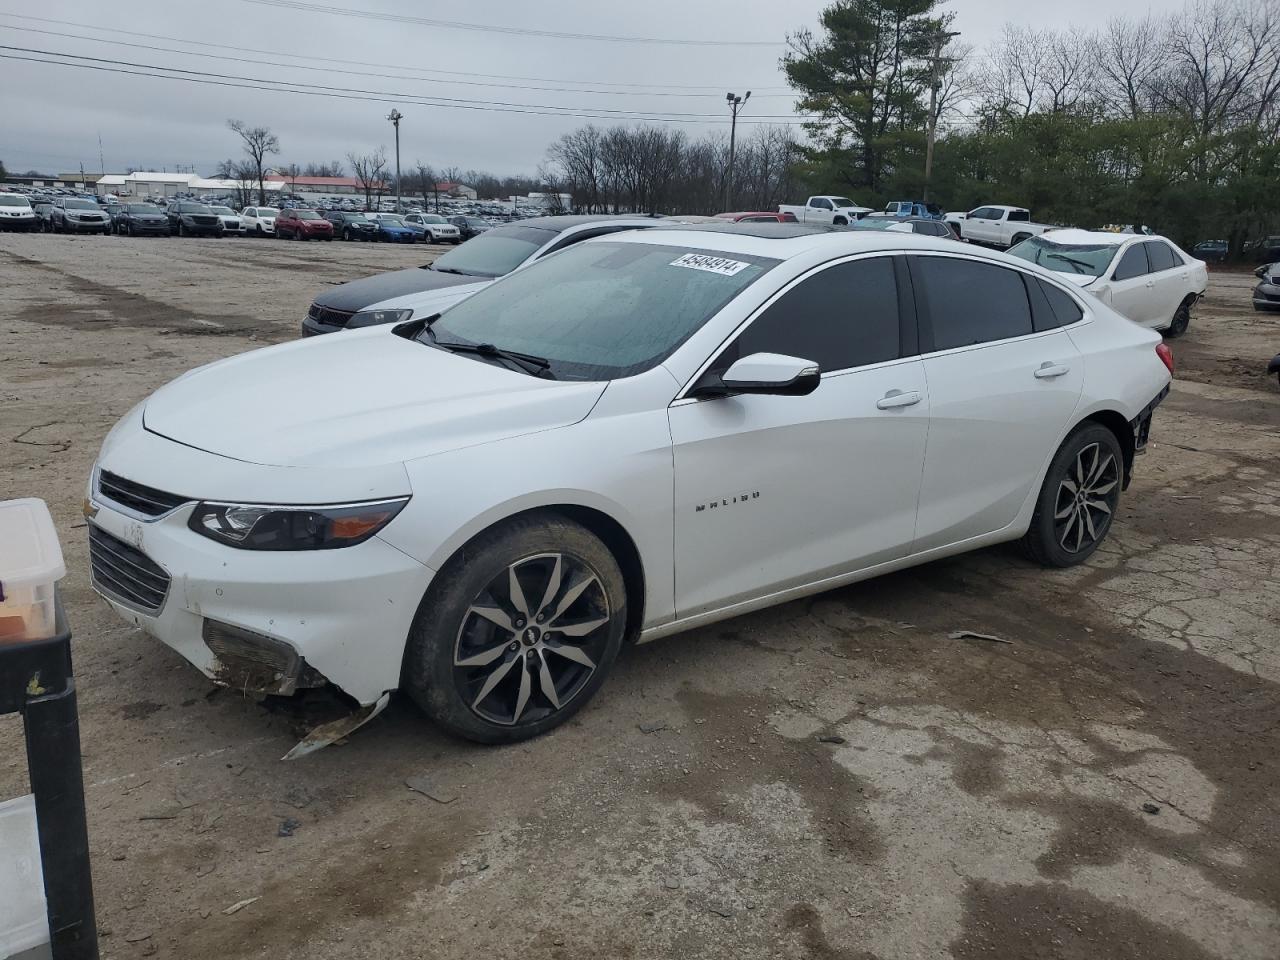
0;0;1158;179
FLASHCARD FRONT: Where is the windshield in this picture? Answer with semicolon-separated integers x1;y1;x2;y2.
420;214;447;223
850;219;899;231
126;204;161;213
65;199;98;210
211;206;234;215
0;196;29;207
422;241;777;381
294;210;322;220
344;213;369;221
380;215;406;225
1007;235;1117;277
429;224;556;278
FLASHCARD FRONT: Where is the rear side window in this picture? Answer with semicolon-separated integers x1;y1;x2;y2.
727;257;901;373
1007;210;1030;222
1039;280;1084;327
1144;241;1178;271
914;257;1034;350
1113;244;1150;280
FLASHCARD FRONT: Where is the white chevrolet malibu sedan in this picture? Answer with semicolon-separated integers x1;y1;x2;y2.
87;225;1173;744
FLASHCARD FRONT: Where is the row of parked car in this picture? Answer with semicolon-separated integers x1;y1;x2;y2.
0;192;491;244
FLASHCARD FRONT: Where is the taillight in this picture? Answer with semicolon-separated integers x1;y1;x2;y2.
1156;342;1175;375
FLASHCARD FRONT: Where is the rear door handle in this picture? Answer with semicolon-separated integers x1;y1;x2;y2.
1145;280;1156;288
876;390;922;410
1034;362;1070;379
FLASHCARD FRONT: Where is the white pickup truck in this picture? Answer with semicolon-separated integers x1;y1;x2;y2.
945;205;1056;248
778;195;874;226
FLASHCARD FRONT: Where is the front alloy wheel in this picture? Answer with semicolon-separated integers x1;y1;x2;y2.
456;553;610;727
404;514;627;743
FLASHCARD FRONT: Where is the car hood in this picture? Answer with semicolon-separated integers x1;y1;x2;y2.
1050;272;1100;288
313;266;483;311
142;328;606;468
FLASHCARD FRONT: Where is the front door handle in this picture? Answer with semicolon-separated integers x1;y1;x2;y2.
877;389;922;410
1034;362;1071;379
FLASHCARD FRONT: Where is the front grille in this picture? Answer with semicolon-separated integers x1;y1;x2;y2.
89;525;171;613
307;303;355;327
191;216;218;226
98;470;189;518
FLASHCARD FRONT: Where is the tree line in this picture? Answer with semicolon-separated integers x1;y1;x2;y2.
787;0;1280;251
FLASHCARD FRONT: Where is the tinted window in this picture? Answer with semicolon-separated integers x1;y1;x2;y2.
971;207;993;219
430;224;557;278
1040;280;1084;327
1144;241;1178;271
812;198;832;210
727;258;900;372
915;257;1034;349
1007;209;1030;222
1113;244;1150;280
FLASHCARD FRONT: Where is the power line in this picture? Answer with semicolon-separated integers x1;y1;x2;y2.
236;0;786;47
0;21;798;99
0;45;808;119
0;50;813;126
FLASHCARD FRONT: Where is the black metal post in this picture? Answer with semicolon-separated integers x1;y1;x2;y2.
25;677;98;960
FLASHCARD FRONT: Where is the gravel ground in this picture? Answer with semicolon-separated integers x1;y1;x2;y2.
2;233;1278;960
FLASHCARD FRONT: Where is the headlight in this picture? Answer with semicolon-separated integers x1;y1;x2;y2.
188;498;409;550
346;308;414;328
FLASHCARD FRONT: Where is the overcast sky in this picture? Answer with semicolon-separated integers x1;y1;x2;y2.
1;0;1157;178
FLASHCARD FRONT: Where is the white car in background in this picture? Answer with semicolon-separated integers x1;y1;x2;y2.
240;206;277;237
404;212;462;243
1008;230;1207;337
210;206;244;236
88;226;1172;748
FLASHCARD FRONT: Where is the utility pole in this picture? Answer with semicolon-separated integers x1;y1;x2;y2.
724;90;750;211
387;108;403;213
923;30;960;203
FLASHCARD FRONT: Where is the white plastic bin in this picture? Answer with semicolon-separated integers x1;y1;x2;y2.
0;499;65;645
0;794;50;958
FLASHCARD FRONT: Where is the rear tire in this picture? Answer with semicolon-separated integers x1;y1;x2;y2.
1021;424;1124;568
403;513;626;744
1166;297;1192;338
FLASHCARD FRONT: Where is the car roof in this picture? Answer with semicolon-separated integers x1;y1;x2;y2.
603;222;1019;261
1040;228;1156;246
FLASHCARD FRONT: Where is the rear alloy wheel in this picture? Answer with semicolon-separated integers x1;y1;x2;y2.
404;515;626;743
1022;424;1123;567
1166;298;1192;338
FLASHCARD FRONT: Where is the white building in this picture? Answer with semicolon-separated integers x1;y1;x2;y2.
92;171;282;200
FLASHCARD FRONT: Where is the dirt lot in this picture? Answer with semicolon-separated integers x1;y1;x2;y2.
2;234;1279;960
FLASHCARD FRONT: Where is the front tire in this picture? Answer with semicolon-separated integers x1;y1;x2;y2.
404;514;627;744
1021;424;1124;568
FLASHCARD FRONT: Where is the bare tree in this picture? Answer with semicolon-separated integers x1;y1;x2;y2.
1043;28;1091;113
282;162;301;197
1091;16;1167;119
414;160;438;211
227;119;279;205
302;160;344;178
347;148;388;210
215;158;261;209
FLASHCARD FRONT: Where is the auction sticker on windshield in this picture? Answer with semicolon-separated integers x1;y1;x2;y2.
669;253;750;276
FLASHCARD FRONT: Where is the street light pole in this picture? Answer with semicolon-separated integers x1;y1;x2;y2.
724;90;750;211
387;108;403;213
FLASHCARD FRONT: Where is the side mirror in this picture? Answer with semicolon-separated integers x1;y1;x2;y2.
714;352;821;396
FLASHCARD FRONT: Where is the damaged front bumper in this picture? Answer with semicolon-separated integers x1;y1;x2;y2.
85;495;434;719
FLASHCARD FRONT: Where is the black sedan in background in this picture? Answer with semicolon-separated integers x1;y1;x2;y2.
1193;240;1228;263
113;203;171;236
448;215;492;240
165;201;223;237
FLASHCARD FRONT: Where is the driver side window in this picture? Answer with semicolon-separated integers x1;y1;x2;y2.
1113;244;1150;281
710;257;902;377
812;198;832;210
